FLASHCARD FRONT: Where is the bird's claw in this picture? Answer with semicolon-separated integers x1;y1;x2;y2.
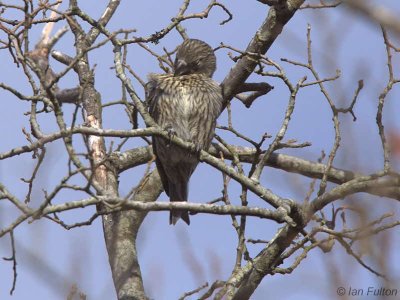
166;126;176;147
193;143;203;157
195;144;202;154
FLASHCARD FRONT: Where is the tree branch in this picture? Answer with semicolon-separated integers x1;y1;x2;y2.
37;194;294;223
344;0;400;34
220;0;305;104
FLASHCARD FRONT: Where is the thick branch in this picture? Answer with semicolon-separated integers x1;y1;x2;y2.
235;82;274;108
344;0;400;34
101;170;163;300
230;224;302;300
220;0;305;104
39;194;292;223
230;174;400;299
66;2;150;299
114;143;400;199
310;175;400;212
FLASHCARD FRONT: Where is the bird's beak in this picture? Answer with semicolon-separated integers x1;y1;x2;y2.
174;59;188;76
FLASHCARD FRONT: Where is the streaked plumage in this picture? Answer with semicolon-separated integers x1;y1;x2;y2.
146;39;223;225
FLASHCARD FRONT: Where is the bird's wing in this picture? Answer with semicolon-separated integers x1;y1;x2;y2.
145;75;170;196
145;74;160;117
152;141;170;196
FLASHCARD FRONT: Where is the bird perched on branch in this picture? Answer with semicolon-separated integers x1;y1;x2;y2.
146;39;223;225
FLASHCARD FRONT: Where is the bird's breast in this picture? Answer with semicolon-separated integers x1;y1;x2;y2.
179;85;193;117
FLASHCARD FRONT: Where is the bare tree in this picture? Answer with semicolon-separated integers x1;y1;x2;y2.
1;0;400;299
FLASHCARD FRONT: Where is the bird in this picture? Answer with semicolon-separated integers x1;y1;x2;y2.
146;39;223;225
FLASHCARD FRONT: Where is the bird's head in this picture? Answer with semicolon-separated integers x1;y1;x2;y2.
173;39;216;78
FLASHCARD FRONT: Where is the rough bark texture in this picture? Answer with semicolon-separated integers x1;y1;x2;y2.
102;171;163;300
221;0;305;103
3;1;397;299
65;2;156;298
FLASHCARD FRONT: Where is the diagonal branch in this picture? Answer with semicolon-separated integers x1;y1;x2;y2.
343;0;400;34
220;0;305;105
234;82;274;108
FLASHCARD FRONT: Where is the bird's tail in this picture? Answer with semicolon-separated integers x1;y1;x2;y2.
169;181;190;225
170;210;190;226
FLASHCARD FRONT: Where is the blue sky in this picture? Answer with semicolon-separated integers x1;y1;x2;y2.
0;1;400;299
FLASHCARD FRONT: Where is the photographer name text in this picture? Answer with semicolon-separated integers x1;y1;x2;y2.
337;286;398;297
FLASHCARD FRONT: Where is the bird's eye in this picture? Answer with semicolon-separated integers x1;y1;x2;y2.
191;60;200;70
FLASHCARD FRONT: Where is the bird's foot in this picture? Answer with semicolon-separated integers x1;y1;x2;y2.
165;126;176;147
193;143;203;157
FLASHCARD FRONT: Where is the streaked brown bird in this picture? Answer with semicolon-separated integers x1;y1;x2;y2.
146;39;223;225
